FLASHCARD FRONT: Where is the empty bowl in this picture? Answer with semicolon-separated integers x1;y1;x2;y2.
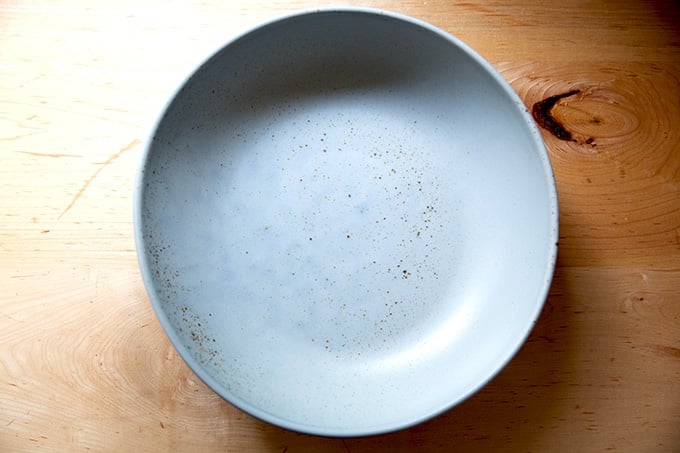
134;7;558;436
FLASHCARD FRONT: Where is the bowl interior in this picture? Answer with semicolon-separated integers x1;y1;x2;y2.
137;9;557;436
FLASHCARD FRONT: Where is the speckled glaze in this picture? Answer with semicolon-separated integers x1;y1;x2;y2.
134;8;558;436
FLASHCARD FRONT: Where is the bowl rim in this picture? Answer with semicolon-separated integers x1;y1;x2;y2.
133;6;559;437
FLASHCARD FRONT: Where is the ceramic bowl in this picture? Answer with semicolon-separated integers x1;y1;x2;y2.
135;8;558;436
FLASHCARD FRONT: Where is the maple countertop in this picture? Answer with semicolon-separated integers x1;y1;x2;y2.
2;1;679;451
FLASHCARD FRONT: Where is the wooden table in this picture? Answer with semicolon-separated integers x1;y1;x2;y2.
2;1;679;451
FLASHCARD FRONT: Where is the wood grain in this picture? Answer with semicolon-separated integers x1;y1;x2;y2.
502;61;680;268
1;0;679;451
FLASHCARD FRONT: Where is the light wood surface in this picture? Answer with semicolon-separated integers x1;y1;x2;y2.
2;0;679;451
